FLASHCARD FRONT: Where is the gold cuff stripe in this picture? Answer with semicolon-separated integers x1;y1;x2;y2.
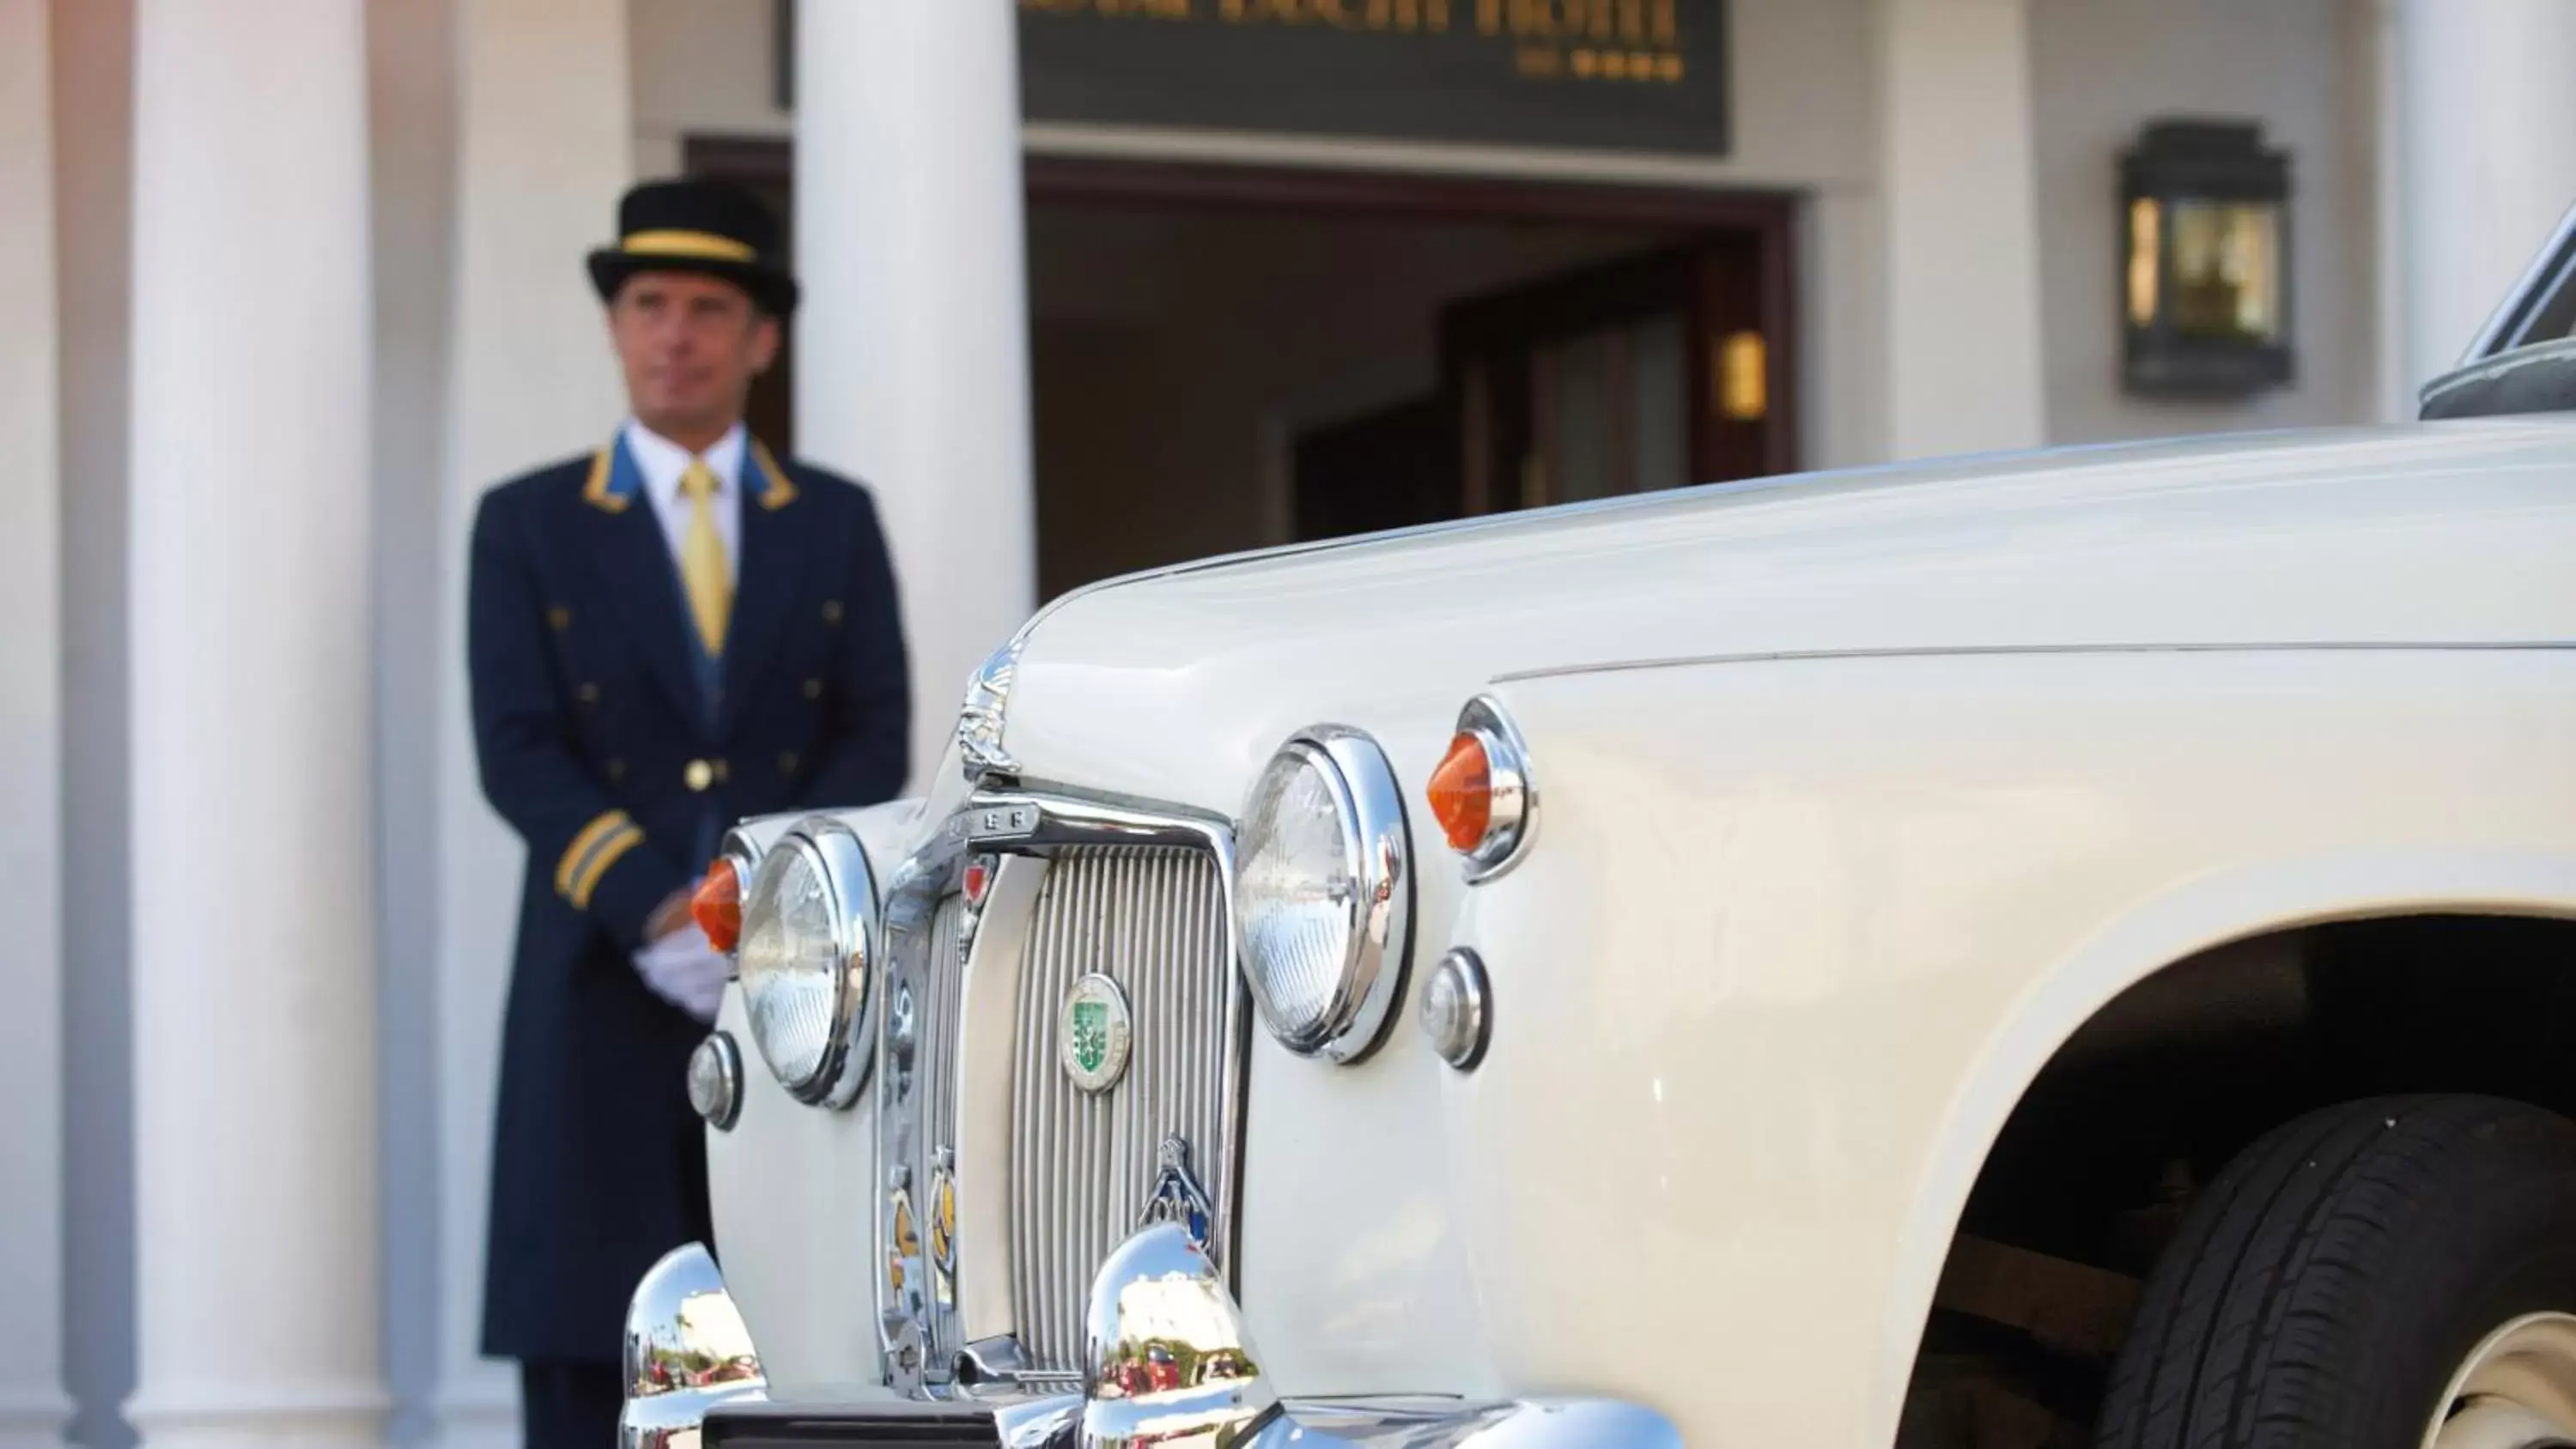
567;824;646;911
556;810;634;895
621;229;757;263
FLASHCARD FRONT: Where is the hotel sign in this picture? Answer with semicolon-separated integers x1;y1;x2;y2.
1018;0;1729;157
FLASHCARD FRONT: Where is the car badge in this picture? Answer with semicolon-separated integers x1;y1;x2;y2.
1060;973;1133;1094
1139;1135;1217;1258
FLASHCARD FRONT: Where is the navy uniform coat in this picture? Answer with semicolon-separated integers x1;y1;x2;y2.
470;435;908;1363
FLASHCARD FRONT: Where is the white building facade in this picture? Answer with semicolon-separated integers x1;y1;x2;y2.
6;1;2573;1445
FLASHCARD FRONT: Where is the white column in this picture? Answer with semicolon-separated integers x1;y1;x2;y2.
124;1;386;1446
0;3;69;1446
2395;0;2576;391
434;4;633;1446
1879;0;2047;460
797;0;1037;790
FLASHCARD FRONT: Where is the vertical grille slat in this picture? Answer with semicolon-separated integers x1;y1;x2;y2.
925;898;964;1163
1007;846;1235;1372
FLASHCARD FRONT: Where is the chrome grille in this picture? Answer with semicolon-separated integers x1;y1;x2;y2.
1009;847;1238;1371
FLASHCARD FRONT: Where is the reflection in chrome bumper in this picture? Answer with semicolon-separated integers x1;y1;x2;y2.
617;1243;767;1449
708;1393;1681;1446
621;1226;1680;1448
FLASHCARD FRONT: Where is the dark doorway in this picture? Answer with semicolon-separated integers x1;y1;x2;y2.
686;138;798;458
1443;236;1782;516
679;141;1799;596
1293;397;1450;541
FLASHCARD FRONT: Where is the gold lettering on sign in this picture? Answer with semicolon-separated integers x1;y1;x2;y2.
1024;0;1194;13
1379;0;1455;27
1219;0;1453;24
1041;0;1686;86
1589;0;1662;42
1508;0;1594;40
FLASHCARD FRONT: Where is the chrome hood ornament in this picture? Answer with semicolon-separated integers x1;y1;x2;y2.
1140;1136;1217;1261
956;629;1029;784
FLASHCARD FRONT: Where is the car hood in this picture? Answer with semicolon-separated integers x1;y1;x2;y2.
996;420;2576;809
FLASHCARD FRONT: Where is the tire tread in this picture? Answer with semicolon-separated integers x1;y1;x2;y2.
2093;1095;2576;1449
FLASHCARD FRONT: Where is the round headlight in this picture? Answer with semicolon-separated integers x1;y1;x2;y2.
1235;726;1412;1063
736;822;877;1106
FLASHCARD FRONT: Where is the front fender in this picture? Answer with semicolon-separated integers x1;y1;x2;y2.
1443;645;2576;1448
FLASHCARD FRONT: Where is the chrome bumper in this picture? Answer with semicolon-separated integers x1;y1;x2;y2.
620;1226;1680;1448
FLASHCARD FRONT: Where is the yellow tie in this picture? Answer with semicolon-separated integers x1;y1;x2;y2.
677;459;732;657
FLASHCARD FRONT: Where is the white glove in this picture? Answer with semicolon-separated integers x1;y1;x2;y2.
635;925;729;1023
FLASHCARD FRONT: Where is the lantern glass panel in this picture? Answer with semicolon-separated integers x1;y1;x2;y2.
2126;198;2162;328
2166;200;2282;343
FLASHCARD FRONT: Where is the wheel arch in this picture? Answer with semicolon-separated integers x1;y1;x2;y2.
1871;846;2576;1444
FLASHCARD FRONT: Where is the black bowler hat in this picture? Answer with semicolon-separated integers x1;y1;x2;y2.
586;178;799;317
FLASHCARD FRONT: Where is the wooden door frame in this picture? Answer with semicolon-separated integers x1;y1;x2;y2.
683;138;1803;476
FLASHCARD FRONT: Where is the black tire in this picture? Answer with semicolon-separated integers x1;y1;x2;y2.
2095;1094;2576;1449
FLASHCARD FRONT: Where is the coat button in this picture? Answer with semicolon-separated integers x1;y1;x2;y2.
547;606;572;631
821;599;844;625
802;677;823;700
684;759;714;791
779;751;799;777
576;682;599;705
605;758;626;782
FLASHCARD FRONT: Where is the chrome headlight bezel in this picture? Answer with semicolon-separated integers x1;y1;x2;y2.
1233;724;1413;1064
736;817;878;1107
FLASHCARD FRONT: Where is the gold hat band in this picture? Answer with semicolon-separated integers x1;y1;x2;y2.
620;228;757;263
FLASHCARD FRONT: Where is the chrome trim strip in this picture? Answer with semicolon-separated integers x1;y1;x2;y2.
1492;638;2576;685
2462;199;2576;362
874;878;968;1387
954;855;1048;1349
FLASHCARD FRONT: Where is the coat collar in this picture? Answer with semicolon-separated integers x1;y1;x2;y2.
583;429;797;512
580;433;807;737
581;437;708;727
621;419;749;514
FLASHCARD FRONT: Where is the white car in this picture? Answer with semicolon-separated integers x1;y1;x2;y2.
619;219;2576;1449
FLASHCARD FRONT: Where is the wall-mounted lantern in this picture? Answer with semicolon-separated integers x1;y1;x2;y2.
2121;119;2293;397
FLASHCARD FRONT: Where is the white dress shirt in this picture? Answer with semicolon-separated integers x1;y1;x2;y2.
621;417;744;587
